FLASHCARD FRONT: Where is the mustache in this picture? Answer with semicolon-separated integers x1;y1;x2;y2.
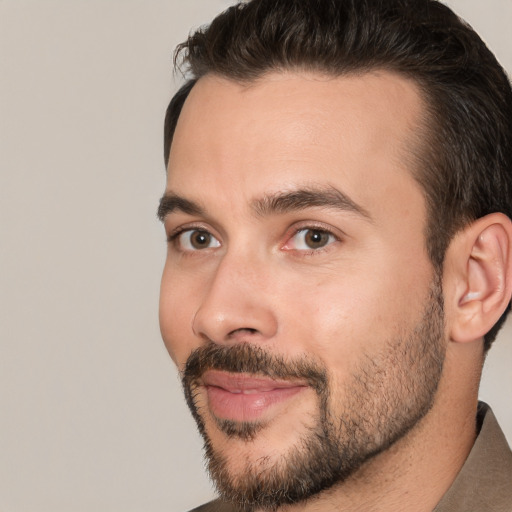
182;342;328;394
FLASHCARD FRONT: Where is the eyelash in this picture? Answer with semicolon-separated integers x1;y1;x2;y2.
283;224;340;255
167;224;340;256
167;224;215;245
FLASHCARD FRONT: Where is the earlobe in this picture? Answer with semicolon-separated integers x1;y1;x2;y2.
449;213;512;344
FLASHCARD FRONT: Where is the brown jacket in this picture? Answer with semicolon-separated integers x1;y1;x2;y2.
190;403;512;512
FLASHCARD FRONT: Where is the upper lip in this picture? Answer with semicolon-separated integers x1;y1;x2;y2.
201;370;307;394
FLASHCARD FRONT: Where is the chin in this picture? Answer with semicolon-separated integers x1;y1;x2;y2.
203;394;320;458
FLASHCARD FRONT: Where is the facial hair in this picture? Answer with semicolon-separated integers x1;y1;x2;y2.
181;275;445;511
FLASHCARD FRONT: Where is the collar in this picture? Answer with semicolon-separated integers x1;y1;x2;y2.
434;402;512;511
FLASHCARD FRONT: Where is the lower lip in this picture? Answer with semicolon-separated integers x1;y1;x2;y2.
205;383;306;422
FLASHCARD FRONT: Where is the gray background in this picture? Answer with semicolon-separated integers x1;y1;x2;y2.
0;1;510;511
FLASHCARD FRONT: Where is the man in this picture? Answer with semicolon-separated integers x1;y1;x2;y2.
158;0;512;510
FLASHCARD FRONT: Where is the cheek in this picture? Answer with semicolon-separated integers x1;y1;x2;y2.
159;265;198;367
280;278;380;368
278;254;432;371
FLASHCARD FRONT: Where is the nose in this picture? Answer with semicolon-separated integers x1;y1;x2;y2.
192;252;278;345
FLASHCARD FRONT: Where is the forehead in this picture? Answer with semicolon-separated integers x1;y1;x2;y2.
166;70;426;223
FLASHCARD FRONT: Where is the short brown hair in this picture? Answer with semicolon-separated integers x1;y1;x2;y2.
164;0;512;350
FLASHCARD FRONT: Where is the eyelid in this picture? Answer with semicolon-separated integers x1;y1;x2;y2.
167;223;222;250
281;222;343;252
167;221;214;239
285;220;344;240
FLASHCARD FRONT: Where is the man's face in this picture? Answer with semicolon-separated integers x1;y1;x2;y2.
159;71;446;508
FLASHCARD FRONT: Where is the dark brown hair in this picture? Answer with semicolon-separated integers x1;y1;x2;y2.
164;0;512;350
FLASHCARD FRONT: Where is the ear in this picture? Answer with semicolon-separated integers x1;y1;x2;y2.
446;213;512;344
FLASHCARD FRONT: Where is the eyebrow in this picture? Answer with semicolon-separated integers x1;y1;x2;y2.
252;186;371;220
157;194;205;221
157;185;371;222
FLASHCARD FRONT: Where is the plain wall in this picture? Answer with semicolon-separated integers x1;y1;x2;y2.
0;1;510;511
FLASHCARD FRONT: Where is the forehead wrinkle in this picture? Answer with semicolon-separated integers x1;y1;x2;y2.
251;185;373;221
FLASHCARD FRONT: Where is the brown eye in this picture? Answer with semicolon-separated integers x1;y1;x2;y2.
177;229;221;251
190;231;212;249
304;230;331;249
284;228;336;251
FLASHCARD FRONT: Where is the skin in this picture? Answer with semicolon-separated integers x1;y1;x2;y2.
159;71;482;511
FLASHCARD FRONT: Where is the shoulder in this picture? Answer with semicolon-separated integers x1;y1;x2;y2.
189;499;239;512
434;402;512;512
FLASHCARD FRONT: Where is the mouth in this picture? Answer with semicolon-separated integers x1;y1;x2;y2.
201;370;308;423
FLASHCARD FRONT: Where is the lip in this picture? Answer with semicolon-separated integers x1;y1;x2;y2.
201;370;308;422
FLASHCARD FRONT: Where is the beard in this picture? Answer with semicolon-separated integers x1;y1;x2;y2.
181;275;446;511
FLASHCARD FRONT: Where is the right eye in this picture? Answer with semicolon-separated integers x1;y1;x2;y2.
173;229;221;251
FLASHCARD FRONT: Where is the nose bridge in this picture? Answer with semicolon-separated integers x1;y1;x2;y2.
192;246;278;344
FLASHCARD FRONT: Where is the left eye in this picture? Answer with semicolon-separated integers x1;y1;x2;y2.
285;228;336;250
176;229;221;251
